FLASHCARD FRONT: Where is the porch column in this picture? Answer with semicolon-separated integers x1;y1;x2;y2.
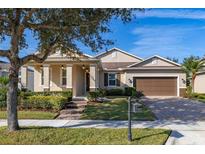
89;64;98;91
20;66;28;89
43;64;50;91
66;64;72;90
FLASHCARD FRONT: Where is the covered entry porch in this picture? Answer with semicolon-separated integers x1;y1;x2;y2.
21;60;100;97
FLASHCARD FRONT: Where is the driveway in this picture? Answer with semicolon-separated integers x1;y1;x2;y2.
142;97;205;121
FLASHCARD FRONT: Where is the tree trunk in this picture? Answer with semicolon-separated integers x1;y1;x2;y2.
7;64;19;131
192;78;195;93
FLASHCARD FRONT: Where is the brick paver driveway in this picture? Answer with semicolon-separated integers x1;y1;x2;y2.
142;97;205;121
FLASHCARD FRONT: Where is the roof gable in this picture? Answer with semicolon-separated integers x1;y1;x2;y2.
47;50;92;59
128;55;181;68
95;47;143;63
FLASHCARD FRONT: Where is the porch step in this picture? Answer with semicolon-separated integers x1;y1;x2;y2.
64;101;87;109
57;100;88;120
60;108;85;114
72;97;87;101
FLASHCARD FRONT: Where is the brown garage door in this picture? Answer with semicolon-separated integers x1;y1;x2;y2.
135;77;177;96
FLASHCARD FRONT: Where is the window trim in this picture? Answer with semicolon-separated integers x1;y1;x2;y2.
40;68;44;86
108;72;117;87
49;68;52;86
60;67;67;87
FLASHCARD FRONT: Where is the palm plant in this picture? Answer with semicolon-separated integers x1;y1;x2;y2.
182;56;205;92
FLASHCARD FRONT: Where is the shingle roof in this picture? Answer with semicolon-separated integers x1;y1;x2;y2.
102;62;136;69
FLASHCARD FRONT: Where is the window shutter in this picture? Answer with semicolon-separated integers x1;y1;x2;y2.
104;73;108;86
116;73;121;86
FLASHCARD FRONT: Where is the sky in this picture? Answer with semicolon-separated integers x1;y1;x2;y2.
1;8;205;63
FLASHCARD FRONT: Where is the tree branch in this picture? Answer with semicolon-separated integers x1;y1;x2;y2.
0;49;9;57
26;20;99;31
18;9;37;36
0;15;9;23
20;37;59;65
21;49;51;64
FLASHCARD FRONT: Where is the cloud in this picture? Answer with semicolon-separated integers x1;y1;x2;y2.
130;25;205;60
136;9;205;20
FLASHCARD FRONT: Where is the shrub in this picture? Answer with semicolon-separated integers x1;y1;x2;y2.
87;91;99;102
191;93;199;98
135;91;144;98
186;86;192;98
0;77;9;109
106;88;123;96
0;88;7;108
98;88;107;98
197;95;205;100
124;87;136;96
19;90;72;104
26;95;67;110
0;77;9;86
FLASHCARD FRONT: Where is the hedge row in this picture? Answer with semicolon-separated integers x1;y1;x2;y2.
0;88;7;108
191;93;205;99
87;87;144;102
0;90;72;110
19;91;72;99
23;95;67;110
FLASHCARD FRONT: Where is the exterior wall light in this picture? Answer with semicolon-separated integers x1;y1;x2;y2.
82;65;85;70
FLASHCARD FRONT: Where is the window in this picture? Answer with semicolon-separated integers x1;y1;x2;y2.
108;73;116;86
41;69;44;85
61;68;67;86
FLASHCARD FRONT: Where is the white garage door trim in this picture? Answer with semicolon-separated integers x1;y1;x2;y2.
132;75;179;97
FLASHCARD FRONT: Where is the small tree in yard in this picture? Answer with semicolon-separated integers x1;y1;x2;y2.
0;8;140;131
182;56;205;93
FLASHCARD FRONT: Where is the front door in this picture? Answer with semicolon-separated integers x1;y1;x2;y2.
85;72;90;92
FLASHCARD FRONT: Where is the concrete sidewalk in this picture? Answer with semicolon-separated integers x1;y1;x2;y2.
1;119;205;145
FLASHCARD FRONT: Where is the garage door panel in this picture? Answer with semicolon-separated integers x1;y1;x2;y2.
135;77;177;96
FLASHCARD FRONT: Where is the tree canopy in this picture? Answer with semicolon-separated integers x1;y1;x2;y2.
0;9;141;64
0;8;140;131
182;56;205;91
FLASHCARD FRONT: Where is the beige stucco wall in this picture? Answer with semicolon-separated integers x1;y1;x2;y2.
134;57;176;67
34;65;64;92
99;50;141;63
34;65;43;92
195;73;205;93
99;70;186;90
27;70;34;91
72;65;85;96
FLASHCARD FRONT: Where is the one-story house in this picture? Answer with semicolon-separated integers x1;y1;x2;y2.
0;60;10;77
22;47;187;97
194;65;205;93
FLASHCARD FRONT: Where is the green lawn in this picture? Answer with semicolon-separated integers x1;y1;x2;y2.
0;127;170;145
0;111;58;119
106;96;128;99
195;98;205;103
81;98;155;120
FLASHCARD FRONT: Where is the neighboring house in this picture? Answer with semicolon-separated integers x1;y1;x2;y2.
19;67;34;91
23;47;186;97
194;63;205;93
0;60;10;77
